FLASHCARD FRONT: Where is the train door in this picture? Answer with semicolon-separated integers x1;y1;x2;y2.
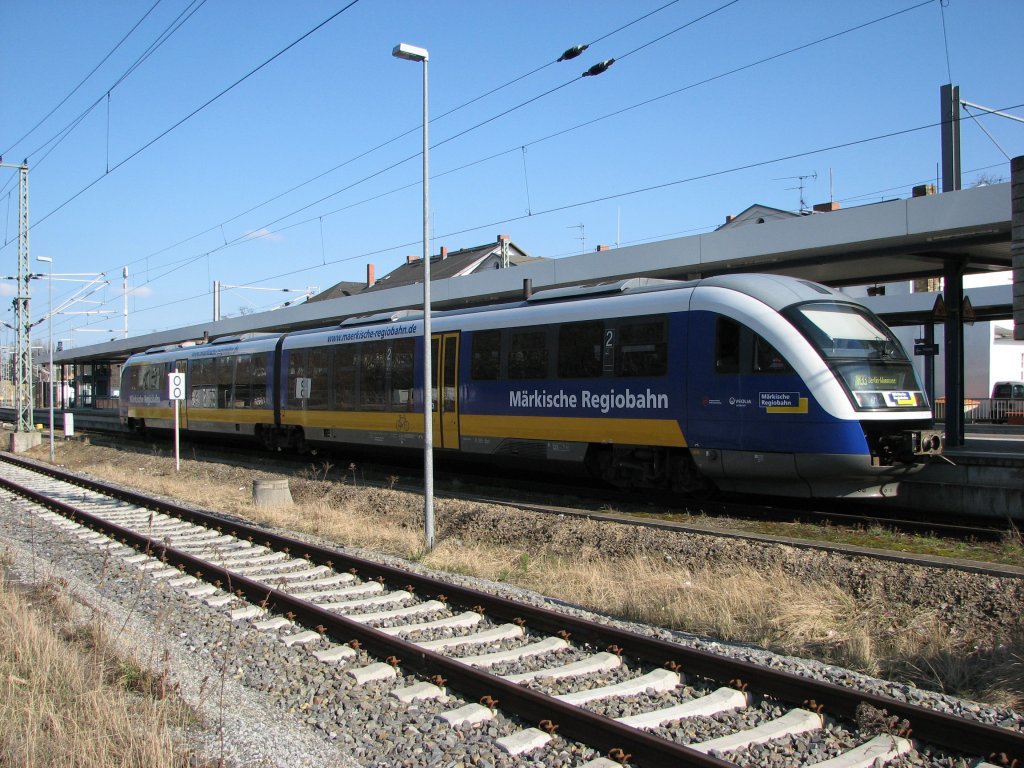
431;333;461;449
174;359;188;429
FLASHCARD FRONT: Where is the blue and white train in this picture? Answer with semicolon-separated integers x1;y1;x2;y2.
119;273;943;498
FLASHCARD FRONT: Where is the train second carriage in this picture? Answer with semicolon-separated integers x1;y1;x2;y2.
119;273;943;499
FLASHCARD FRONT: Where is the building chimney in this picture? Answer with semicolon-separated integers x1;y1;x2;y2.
724;215;735;224
497;234;510;243
440;246;448;260
595;244;610;252
406;255;420;265
366;263;376;288
912;183;937;197
812;201;841;213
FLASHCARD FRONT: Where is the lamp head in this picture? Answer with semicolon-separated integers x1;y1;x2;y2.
392;43;428;62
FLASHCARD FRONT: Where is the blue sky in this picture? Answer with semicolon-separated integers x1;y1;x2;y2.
1;0;1021;347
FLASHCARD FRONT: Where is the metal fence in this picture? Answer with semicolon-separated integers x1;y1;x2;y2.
932;398;1024;424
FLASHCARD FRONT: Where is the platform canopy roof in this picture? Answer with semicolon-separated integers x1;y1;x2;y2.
56;182;1011;365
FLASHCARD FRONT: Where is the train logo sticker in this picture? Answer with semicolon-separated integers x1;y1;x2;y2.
759;391;808;414
885;391;915;407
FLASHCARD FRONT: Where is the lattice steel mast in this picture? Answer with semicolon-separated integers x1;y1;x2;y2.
1;160;33;432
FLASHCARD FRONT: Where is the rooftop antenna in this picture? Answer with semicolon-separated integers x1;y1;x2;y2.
568;223;585;254
775;171;818;213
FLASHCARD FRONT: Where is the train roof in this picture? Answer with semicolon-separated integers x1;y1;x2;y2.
126;274;854;360
697;273;846;311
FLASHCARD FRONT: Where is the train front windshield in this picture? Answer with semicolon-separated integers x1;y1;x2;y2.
785;301;928;411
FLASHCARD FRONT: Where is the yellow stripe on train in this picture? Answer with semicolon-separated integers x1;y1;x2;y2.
765;397;809;414
282;411;684;446
460;414;686;447
129;405;686;448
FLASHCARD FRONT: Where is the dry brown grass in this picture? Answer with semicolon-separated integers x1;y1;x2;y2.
0;572;195;767
423;540;1022;696
30;439;1024;710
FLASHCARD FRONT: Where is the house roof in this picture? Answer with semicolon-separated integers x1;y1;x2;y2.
365;238;540;292
305;280;368;304
307;237;544;304
717;203;801;230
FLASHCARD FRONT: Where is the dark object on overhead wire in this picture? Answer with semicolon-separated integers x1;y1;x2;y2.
557;44;589;62
582;59;615;77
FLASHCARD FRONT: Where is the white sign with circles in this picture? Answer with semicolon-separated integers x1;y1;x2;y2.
168;372;186;401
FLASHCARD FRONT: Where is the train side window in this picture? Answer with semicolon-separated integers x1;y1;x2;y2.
471;330;501;380
307;348;329;410
252;353;268;408
190;358;217;408
215;356;235;409
508;329;548;379
359;340;387;409
332;345;357;409
234;354;253;407
287;349;308;408
715;317;740;374
753;335;793;373
139;363;162;391
618;318;667;377
558;321;603;378
390;338;415;409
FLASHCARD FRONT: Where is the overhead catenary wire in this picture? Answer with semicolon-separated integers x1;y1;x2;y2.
23;0;363;235
57;107;1019;340
131;0;939;284
0;0;210;204
12;0;210;172
88;0;757;294
837;161;1009;204
29;0;742;324
0;0;166;160
957;105;1013;162
85;0;706;274
36;1;976;338
13;0;687;264
48;0;949;331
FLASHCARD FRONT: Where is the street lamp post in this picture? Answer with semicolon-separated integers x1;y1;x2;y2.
392;42;434;551
36;255;54;462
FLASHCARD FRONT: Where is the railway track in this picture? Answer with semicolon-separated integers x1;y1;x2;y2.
0;453;1020;768
81;429;1019;544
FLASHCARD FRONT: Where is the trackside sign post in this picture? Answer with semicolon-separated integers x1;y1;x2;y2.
169;372;185;472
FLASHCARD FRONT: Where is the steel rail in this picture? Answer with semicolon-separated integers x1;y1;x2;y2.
77;427;1024;543
24;419;1019;542
3;455;1023;764
0;472;732;768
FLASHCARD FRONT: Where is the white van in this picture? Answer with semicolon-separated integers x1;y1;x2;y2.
992;381;1024;399
991;381;1024;423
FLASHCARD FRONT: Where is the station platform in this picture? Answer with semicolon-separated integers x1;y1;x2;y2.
897;425;1024;521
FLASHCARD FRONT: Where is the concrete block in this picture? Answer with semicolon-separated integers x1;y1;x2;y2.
253;478;292;507
9;431;42;453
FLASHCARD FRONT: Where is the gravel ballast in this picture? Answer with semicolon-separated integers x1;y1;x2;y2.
0;458;1021;767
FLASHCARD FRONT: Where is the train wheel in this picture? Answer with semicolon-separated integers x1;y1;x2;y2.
671;452;717;499
292;428;309;455
584;445;616;487
256;425;276;451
